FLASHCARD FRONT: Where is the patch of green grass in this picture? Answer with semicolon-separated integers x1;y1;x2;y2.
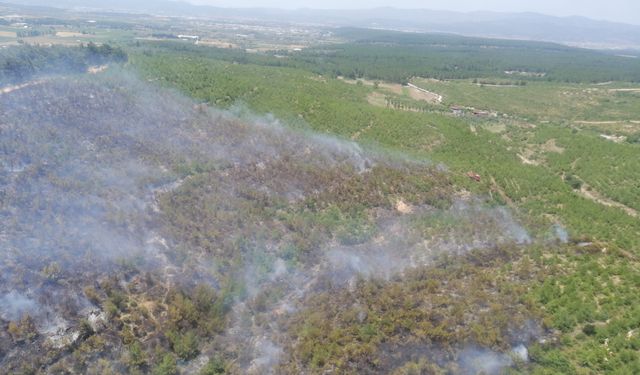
412;78;640;123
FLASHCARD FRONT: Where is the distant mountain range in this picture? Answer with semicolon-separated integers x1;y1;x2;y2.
4;0;640;49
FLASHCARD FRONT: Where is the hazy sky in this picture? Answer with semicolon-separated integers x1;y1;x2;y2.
188;0;640;25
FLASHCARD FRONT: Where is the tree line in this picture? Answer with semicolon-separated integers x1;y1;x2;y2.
0;43;127;85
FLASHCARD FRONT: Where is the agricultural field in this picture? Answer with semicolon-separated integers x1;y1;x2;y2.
411;78;640;124
1;8;640;375
0;2;335;51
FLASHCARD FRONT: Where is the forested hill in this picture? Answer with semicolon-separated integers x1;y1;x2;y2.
298;28;640;83
138;28;640;84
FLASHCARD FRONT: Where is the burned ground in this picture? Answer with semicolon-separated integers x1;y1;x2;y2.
0;73;550;374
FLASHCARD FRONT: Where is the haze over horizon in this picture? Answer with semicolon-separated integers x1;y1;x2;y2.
186;0;640;25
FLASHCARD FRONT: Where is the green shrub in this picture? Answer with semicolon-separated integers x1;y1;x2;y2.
153;354;177;375
199;356;227;375
167;330;199;360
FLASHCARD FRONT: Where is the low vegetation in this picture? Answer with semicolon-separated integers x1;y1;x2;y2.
2;19;640;374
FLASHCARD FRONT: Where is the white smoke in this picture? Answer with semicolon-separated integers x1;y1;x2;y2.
0;71;539;373
0;292;38;321
458;346;514;375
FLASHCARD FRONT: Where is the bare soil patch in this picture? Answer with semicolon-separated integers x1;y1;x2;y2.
518;150;539;166
55;31;86;38
406;83;442;103
87;65;108;74
0;80;45;95
608;88;640;92
542;139;564;154
517;139;562;166
395;200;414;214
599;134;627;143
380;82;404;95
